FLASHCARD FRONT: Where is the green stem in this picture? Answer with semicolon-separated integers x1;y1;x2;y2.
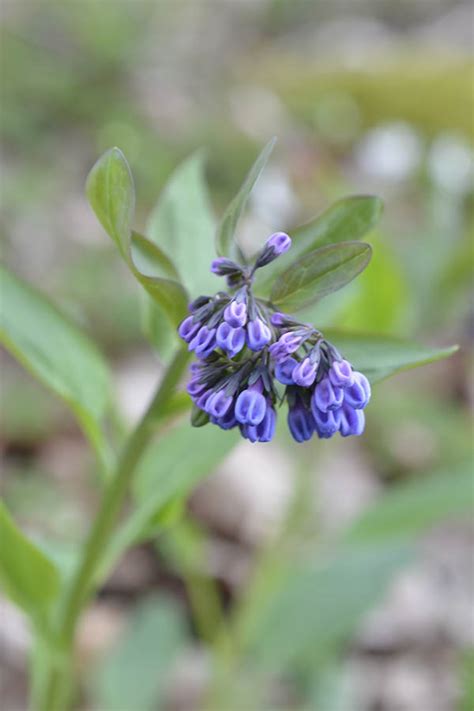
35;347;190;711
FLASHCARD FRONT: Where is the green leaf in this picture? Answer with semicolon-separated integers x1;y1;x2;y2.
243;542;412;671
323;330;459;383
271;241;372;311
146;151;216;297
292;195;383;253
335;240;409;335
346;461;474;543
93;596;186;711
216;137;276;259
0;501;60;619
0;266;111;460
86;146;135;260
130;231;180;281
99;422;239;579
140;297;180;364
87;148;188;326
143;152;216;358
256;195;382;294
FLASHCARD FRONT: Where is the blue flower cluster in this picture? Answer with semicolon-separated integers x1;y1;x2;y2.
178;232;371;444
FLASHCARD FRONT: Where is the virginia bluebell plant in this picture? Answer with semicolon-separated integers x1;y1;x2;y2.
178;233;371;443
0;141;460;711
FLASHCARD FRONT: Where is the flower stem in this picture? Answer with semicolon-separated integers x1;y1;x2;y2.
35;347;190;711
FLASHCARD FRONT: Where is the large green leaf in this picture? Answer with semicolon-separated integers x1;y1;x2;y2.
256;195;382;294
347;461;474;543
0;501;60;620
0;266;111;459
99;421;239;578
87;148;187;325
323;330;459;383
271;241;372;311
93;596;186;711
146;151;216;297
243;542;412;670
216;137;276;259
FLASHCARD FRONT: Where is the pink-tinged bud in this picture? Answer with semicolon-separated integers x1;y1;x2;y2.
266;231;292;256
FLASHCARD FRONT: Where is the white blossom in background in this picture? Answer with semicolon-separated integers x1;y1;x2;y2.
355;122;423;183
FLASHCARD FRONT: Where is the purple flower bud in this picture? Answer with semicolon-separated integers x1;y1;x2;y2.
311;404;341;438
224;301;247;328
246;318;271;351
266;231;292;256
270;312;287;327
189;326;217;358
268;341;287;362
216;322;246;358
186;379;207;400
275;357;298;385
189;362;201;376
242;403;276;443
343;372;371;409
313;377;344;412
292;357;317;387
211;409;238;430
207;389;233;418
269;332;302;362
178;316;201;343
210;257;238;275
287;402;314;443
339;403;365;436
280;332;303;354
329;359;354;388
196;389;213;412
235;383;267;425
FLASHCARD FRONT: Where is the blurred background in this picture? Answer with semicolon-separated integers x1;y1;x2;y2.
1;1;473;710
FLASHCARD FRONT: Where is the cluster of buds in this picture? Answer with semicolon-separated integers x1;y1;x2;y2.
178;232;370;444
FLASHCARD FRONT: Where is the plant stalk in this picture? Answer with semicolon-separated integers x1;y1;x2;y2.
35;347;190;711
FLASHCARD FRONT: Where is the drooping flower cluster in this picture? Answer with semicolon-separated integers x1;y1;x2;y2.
178;232;371;444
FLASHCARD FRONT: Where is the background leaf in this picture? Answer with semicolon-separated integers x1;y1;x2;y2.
323;330;459;382
271;241;372;310
346;461;474;543
93;596;186;711
0;501;60;620
242;542;412;671
146;151;216;297
216;137;276;259
0;266;111;460
99;421;239;578
144;152;216;358
87;148;188;326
